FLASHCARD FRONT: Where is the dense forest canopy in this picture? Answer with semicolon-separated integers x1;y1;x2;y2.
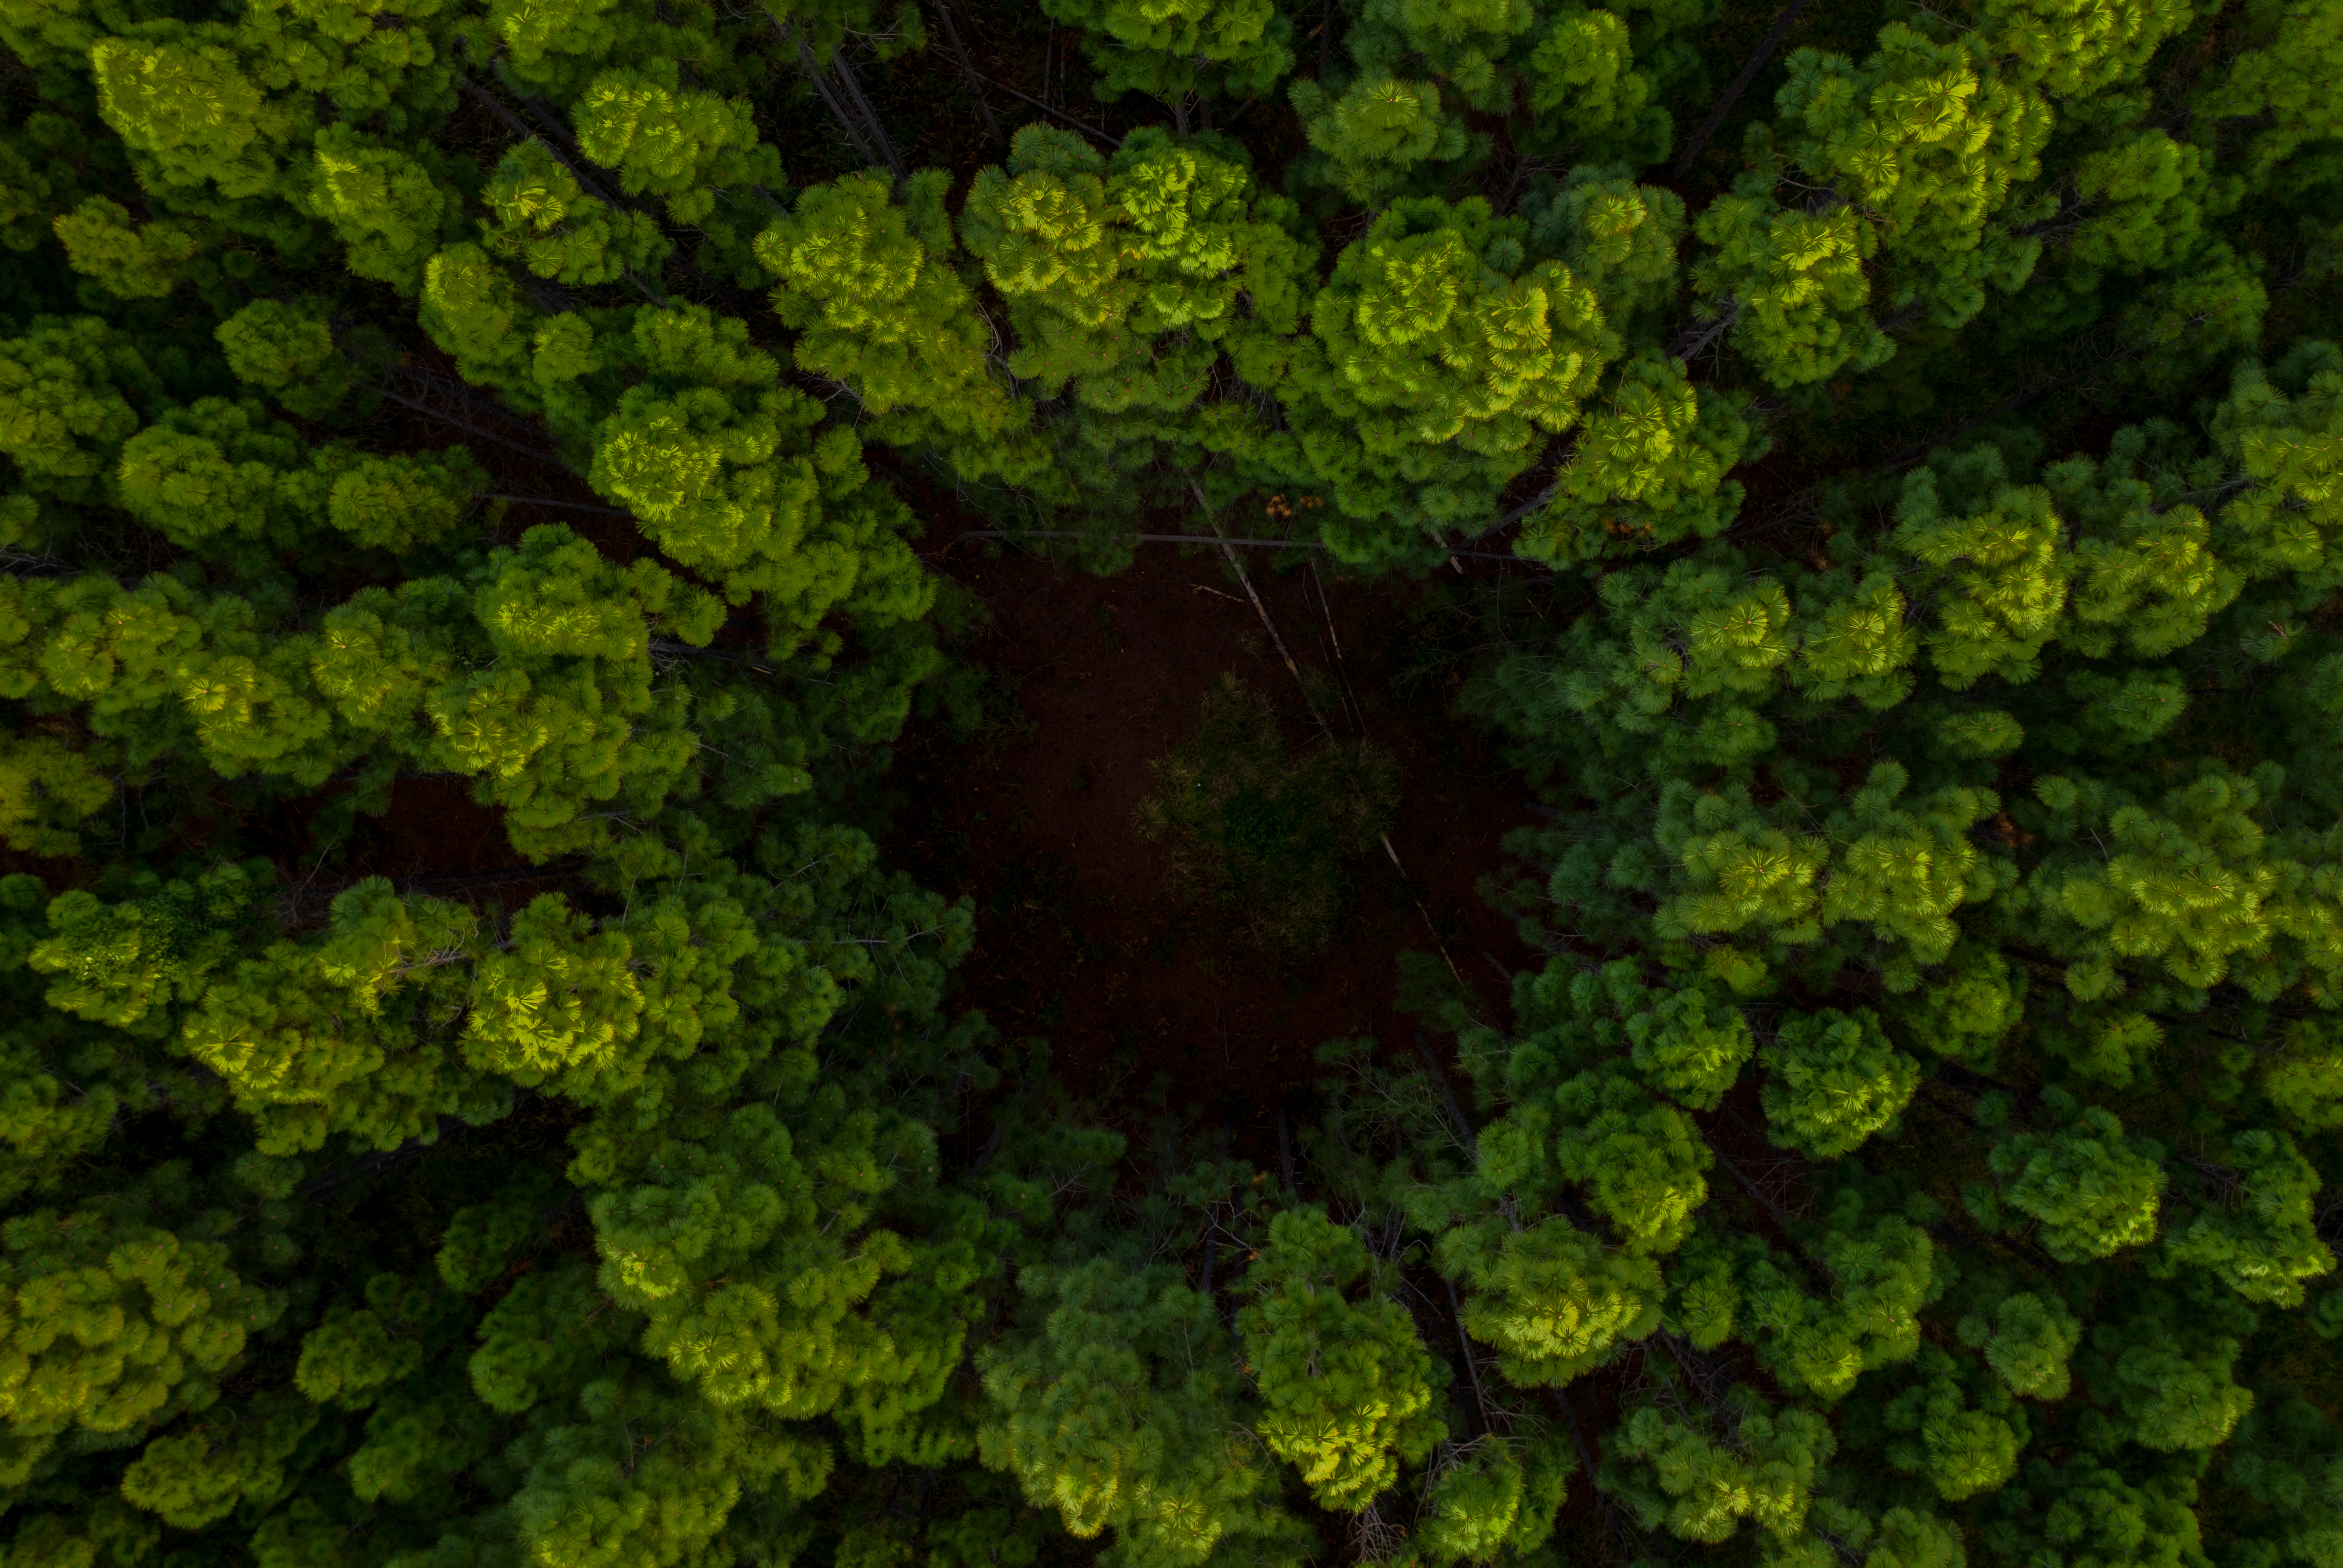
0;0;2339;1564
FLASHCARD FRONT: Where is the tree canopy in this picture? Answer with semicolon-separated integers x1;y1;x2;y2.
0;0;2337;1567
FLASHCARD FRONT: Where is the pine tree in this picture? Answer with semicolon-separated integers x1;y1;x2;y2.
758;170;1041;489
1237;1206;1446;1511
4;0;2341;1562
1277;195;1619;560
980;1258;1305;1568
1039;0;1295;108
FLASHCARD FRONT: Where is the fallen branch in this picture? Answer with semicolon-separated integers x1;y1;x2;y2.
486;494;635;517
1191;480;1333;738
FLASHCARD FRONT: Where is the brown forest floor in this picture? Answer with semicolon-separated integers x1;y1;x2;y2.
887;532;1548;1152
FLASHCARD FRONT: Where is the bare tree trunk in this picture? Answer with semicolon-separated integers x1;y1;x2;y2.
1443;1275;1492;1437
772;18;905;178
928;0;1004;147
1199;1123;1230;1293
486;494;634;516
368;380;581;475
955;73;1121;146
1665;297;1740;362
1412;1031;1478;1155
458;77;628;209
1670;0;1814;179
829;48;907;179
1193;481;1334;737
1307;560;1367;734
794;43;883;169
1278;1104;1300;1198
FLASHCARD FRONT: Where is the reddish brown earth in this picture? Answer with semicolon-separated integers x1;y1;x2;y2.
888;532;1550;1149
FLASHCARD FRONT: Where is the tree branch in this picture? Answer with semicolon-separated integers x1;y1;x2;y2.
968;69;1122;146
1671;0;1815;179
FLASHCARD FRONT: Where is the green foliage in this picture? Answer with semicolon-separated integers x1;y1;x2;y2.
1759;1007;1920;1159
1520;352;1761;564
1985;1099;2166;1263
307;125;460;291
1414;1432;1576;1565
1877;1346;2028;1501
1238;1206;1444;1510
0;315;153;504
2159;1128;2333;1307
957;125;1314;510
980;1259;1303;1568
1040;0;1293;103
577;305;935;654
573;66;777;225
1547;1063;1714;1255
6;2;2342;1565
484;139;670;287
1277;195;1617;558
1439;1214;1663;1385
0;736;114;855
760;171;1038;486
0;1203;285;1485
1605;1390;1835;1545
1690;177;1889;389
50;197;203;299
1772;24;2054;331
1288;75;1471;207
214;297;353;417
1958;1288;2082;1399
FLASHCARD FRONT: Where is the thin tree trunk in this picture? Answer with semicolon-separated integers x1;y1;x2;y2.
795;39;883;170
1443;1275;1492;1437
1549;1388;1598;1476
1278;1104;1299;1198
971;70;1121;145
459;78;634;218
1870;366;2094;470
1412;1031;1479;1156
1193;482;1334;737
1200;1123;1230;1293
1665;297;1740;362
1655;1329;1737;1417
1476;478;1558;541
519;93;637;210
369;383;581;474
773;19;899;176
928;0;1004;147
486;494;634;516
1670;0;1814;179
303;1116;474;1199
284;859;591;924
1308;560;1367;734
829;48;907;179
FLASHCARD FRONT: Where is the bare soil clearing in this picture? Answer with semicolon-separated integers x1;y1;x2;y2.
889;536;1549;1145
